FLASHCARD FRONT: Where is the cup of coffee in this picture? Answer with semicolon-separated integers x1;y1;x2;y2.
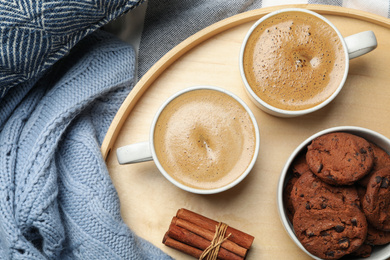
116;86;260;194
239;8;377;117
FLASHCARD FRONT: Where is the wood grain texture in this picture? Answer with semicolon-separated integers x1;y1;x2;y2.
101;4;390;259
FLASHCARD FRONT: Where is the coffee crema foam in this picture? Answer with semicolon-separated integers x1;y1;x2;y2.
154;89;256;190
243;11;346;111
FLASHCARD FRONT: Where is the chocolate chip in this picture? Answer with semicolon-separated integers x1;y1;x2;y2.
317;163;323;173
381;177;389;189
375;176;383;184
300;194;304;197
320;231;329;236
326;175;334;180
334;225;345;233
306;203;311;210
338;237;350;249
360;148;367;154
325;251;335;257
351;218;357;226
307;232;314;237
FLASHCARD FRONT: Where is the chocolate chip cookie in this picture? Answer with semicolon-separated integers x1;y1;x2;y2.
349;244;372;258
293;205;367;259
357;185;390;245
366;224;390;245
358;142;390;187
362;167;390;231
290;171;360;212
306;132;374;185
291;151;310;177
283;175;299;223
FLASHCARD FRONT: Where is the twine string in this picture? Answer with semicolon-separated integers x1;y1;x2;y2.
199;222;231;260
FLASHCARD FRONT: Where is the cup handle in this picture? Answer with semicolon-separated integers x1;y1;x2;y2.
116;141;153;164
344;30;377;59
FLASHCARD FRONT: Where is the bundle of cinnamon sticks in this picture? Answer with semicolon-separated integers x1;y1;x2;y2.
162;208;254;260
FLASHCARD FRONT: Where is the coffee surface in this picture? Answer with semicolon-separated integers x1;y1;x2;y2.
154;89;256;190
243;11;346;111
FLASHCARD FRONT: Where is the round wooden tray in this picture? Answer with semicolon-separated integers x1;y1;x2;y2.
102;4;390;259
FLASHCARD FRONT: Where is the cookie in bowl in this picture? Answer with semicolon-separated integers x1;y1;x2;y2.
277;126;390;260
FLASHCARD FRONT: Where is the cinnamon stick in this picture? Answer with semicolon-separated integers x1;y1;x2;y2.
172;217;247;258
163;233;203;258
167;223;244;260
176;208;254;249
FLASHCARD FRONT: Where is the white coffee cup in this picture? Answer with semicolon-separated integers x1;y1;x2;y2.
239;8;377;117
116;86;260;194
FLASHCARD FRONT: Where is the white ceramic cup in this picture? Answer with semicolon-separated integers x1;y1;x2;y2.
277;126;390;260
239;8;377;117
116;86;260;194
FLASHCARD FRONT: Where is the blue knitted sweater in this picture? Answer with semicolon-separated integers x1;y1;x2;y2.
0;30;171;259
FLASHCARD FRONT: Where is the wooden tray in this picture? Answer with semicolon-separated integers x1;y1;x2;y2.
101;4;390;259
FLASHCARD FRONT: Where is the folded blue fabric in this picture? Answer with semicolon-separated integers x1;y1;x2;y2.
0;0;143;100
0;30;171;259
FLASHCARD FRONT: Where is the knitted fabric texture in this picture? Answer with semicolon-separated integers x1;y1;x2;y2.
0;30;171;259
0;0;143;100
